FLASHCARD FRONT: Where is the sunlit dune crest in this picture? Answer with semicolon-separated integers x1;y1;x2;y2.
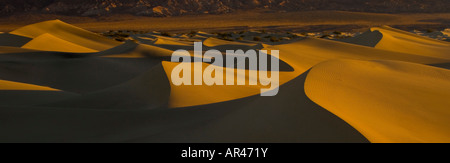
22;33;98;52
10;20;122;52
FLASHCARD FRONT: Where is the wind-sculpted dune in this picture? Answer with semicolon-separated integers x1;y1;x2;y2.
0;20;449;143
9;20;122;52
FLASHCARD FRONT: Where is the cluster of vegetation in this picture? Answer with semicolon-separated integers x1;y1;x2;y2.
101;30;131;42
426;29;435;33
333;31;342;35
253;36;261;41
188;31;198;37
160;31;173;37
215;32;234;41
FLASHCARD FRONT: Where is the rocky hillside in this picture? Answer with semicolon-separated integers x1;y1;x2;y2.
1;0;450;17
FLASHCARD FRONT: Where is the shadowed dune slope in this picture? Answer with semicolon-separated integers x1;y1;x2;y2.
165;36;449;108
339;30;383;47
22;33;98;53
0;71;368;143
0;53;162;93
45;63;171;110
0;80;77;107
305;59;450;143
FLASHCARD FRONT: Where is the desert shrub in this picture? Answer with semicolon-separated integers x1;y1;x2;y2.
218;35;234;41
320;34;331;38
253;36;261;41
270;36;280;42
116;32;130;38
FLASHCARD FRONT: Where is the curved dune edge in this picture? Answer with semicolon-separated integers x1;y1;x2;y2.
10;19;122;52
0;80;59;91
45;63;170;110
367;26;450;60
0;70;369;143
22;33;98;53
0;46;38;54
162;61;297;108
1;20;450;142
304;59;450;143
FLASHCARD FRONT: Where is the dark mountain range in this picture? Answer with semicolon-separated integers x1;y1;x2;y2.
1;0;449;17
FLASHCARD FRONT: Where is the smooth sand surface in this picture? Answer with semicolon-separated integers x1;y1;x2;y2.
305;59;450;143
0;20;449;143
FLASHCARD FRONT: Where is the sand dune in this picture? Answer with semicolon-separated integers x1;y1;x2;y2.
0;70;368;143
22;33;98;53
0;80;76;107
0;79;59;91
154;37;195;46
161;35;448;108
344;26;450;59
10;20;121;52
0;20;449;143
0;52;161;93
99;41;174;58
305;59;450;143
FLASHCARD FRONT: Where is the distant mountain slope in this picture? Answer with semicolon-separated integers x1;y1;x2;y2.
1;0;450;17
